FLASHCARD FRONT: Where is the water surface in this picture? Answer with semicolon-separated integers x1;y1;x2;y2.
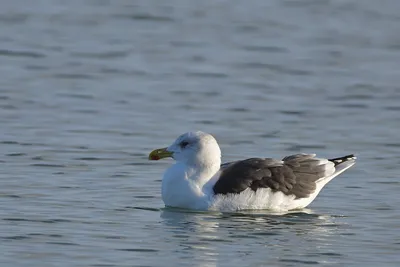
1;0;400;266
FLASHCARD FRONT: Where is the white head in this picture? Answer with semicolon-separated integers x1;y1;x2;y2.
149;131;221;168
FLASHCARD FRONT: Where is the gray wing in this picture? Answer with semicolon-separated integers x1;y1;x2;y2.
214;154;339;199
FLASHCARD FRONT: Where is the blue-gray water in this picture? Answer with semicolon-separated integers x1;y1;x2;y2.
1;0;400;266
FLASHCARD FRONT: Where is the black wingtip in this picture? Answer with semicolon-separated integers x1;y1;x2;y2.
328;154;357;166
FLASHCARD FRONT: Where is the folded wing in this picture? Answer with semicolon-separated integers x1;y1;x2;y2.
214;153;338;199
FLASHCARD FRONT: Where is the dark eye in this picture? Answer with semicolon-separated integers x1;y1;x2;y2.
180;141;189;148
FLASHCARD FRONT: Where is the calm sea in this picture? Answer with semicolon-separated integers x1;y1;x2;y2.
1;0;400;266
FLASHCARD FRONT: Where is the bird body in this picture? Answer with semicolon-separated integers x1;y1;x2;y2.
149;131;356;212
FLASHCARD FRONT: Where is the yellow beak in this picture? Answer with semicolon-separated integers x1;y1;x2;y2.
148;147;173;160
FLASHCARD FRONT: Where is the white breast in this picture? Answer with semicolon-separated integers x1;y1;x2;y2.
161;163;210;210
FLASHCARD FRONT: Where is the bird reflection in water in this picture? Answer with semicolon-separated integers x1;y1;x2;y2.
160;208;345;266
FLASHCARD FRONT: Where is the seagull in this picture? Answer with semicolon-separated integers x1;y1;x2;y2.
149;131;356;211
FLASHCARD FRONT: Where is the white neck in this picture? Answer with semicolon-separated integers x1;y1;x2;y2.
161;160;221;210
186;160;221;189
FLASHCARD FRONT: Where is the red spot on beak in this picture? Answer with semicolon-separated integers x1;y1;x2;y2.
151;155;160;160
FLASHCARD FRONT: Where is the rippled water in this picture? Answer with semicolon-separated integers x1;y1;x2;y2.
1;0;400;266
